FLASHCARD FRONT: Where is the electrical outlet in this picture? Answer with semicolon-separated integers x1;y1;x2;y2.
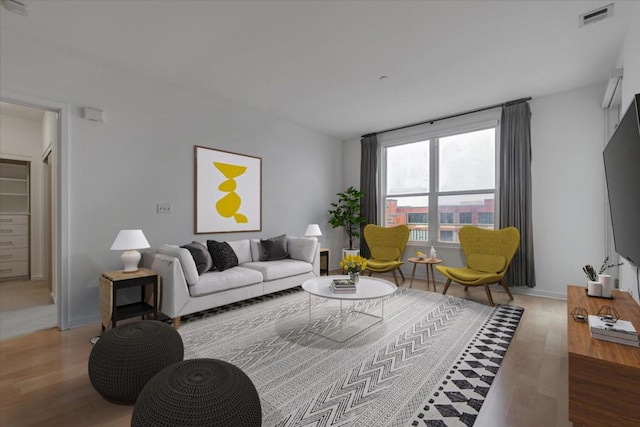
157;203;172;214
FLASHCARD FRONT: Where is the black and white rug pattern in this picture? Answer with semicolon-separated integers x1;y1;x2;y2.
178;287;524;426
409;304;524;427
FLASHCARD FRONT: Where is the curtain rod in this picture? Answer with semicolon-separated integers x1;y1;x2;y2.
362;97;532;138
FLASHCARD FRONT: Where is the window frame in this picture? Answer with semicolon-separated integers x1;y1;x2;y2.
378;109;501;248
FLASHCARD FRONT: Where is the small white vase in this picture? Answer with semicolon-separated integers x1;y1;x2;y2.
587;280;602;297
599;274;613;298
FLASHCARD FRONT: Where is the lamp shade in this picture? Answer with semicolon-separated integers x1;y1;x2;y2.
304;224;322;237
111;229;150;272
111;229;150;250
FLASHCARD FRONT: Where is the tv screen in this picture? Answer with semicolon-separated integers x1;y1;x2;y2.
603;93;640;267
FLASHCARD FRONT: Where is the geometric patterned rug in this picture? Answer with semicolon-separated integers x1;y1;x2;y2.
178;287;524;426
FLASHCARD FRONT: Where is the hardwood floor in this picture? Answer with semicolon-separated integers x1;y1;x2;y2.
0;276;571;427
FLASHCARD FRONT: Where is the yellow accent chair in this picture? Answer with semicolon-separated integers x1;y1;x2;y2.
363;224;410;286
436;226;520;306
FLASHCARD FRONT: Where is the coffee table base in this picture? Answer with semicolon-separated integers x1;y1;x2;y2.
306;294;385;342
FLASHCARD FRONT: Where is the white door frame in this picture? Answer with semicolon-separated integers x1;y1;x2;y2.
1;90;70;330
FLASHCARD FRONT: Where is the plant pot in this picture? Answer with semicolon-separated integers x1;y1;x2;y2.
599;274;613;298
587;280;602;297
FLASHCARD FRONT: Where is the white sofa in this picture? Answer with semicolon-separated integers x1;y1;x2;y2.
141;236;319;328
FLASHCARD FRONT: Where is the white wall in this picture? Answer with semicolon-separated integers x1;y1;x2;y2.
0;114;45;280
614;0;640;303
0;32;343;328
530;83;606;298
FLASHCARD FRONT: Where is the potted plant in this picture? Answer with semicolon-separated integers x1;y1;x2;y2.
328;186;366;254
583;257;623;297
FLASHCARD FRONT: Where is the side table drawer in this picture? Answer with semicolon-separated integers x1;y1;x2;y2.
0;235;28;249
0;261;28;278
0;224;28;235
0;215;29;225
0;247;28;262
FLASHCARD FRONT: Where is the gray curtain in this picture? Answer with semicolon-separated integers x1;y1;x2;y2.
360;134;378;258
499;102;535;287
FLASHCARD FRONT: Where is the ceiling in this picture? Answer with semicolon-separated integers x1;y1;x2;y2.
0;0;633;140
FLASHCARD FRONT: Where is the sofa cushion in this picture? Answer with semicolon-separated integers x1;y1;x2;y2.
259;234;289;261
227;239;252;265
287;237;317;263
207;240;239;272
157;244;200;286
189;267;263;297
242;259;312;282
181;242;213;274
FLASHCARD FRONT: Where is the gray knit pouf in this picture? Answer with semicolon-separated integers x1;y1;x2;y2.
131;358;262;427
88;320;184;404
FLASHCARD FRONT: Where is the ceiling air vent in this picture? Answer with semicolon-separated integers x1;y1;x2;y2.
579;3;614;27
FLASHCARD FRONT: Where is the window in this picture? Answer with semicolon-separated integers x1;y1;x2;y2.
459;212;472;224
381;116;497;244
440;212;453;223
407;212;428;224
478;212;494;224
440;230;454;241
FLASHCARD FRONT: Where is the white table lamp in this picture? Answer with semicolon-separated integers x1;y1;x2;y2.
304;224;322;245
110;229;150;272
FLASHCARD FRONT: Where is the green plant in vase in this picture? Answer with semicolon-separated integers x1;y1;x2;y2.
327;186;366;250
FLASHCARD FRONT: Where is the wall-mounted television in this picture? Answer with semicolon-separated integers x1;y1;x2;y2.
603;93;640;267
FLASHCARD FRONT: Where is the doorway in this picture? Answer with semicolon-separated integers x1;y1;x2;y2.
0;101;58;339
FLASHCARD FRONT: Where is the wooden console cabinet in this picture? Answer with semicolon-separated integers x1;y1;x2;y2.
567;285;640;427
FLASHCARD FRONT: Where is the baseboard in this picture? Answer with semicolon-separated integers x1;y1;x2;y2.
50;292;56;304
68;314;101;329
507;286;566;300
31;274;44;280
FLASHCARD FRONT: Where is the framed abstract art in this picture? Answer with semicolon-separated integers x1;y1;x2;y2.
195;145;262;233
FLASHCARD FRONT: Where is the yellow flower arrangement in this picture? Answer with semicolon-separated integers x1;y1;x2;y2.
339;254;367;273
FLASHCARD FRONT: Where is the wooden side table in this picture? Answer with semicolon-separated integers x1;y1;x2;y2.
407;257;442;291
100;268;160;331
320;248;329;276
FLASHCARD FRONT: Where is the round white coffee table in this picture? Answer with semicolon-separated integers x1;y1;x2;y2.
302;275;397;342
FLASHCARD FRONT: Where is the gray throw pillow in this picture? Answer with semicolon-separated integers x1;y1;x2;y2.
259;234;289;261
181;242;213;274
207;240;239;271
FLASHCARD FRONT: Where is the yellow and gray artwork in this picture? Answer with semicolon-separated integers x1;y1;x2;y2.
195;146;261;233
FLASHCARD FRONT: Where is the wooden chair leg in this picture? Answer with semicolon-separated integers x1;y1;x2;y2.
391;270;400;286
398;268;406;282
172;317;181;330
464;286;469;291
484;284;495;306
500;278;514;300
442;278;452;295
368;271;373;277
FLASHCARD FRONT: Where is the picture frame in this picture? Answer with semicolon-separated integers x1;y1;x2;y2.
195;145;262;234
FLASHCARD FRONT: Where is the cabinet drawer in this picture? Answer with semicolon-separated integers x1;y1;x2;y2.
0;235;28;248
0;215;28;225
0;261;28;278
0;247;28;262
0;224;28;235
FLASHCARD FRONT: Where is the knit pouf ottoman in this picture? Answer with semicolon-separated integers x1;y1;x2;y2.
88;320;184;404
131;358;262;427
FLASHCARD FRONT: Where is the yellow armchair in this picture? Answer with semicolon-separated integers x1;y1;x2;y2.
363;224;410;286
436;226;520;306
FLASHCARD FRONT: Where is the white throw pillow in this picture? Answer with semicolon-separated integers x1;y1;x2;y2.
227;239;252;264
287;237;317;263
157;244;199;286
